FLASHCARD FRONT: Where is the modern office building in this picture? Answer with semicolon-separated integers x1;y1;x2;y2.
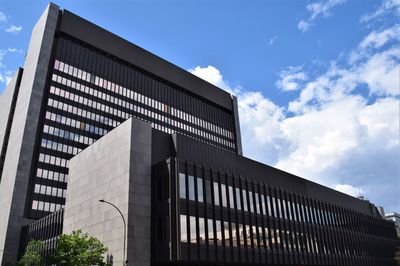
0;3;398;266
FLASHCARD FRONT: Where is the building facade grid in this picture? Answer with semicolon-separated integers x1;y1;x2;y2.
152;158;398;265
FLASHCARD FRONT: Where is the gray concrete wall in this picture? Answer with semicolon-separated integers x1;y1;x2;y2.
232;95;243;155
64;117;152;266
0;4;59;265
0;69;22;168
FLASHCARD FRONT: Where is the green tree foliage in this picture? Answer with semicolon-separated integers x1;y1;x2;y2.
48;230;110;266
18;239;45;266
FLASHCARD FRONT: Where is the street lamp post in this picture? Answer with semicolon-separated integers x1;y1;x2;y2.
99;199;128;266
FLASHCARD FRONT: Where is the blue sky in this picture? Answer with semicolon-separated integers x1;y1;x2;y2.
0;0;399;213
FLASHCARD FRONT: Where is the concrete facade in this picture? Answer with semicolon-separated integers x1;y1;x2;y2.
0;69;22;182
232;95;243;155
64;117;152;266
0;4;59;265
0;69;22;165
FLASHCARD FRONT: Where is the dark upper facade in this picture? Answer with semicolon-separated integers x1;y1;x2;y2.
26;6;242;219
0;4;241;264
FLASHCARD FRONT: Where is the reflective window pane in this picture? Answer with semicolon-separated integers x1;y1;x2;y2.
235;188;241;210
224;221;230;247
216;220;222;246
180;215;187;242
255;193;260;214
221;184;227;207
242;190;248;212
214;182;220;206
179;173;186;199
208;219;214;245
249;191;254;213
228;186;234;209
199;217;205;244
188;175;195;201
190;216;196;243
197;177;203;203
261;194;266;215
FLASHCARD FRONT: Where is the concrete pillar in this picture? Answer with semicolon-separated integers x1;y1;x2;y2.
0;4;59;265
64;117;152;266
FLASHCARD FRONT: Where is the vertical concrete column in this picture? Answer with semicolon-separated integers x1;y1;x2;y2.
127;119;152;265
232;95;243;155
0;4;59;265
64;118;152;266
0;69;23;183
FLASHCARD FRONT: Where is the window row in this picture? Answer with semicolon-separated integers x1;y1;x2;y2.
38;153;68;168
41;138;82;155
48;96;116;128
43;124;95;146
37;168;67;183
45;111;108;137
179;173;338;227
50;76;235;149
54;60;234;140
179;215;348;255
34;183;67;198
31;200;63;212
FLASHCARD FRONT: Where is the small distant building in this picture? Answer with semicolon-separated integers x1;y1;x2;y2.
386;212;400;237
377;206;385;218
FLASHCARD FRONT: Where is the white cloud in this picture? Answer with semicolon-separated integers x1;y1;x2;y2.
5;25;22;33
268;35;277;46
298;0;347;32
188;65;236;94
288;44;399;114
189;22;400;211
349;24;400;63
361;0;400;23
297;20;311;33
0;12;7;23
275;66;308;91
334;184;364;197
0;70;13;85
359;24;400;49
0;48;22;86
7;48;23;53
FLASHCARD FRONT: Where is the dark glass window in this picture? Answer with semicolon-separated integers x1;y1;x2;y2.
205;180;212;204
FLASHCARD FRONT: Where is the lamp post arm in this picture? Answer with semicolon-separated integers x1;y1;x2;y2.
101;200;126;227
99;200;127;265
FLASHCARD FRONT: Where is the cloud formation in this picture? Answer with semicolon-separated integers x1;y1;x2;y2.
189;21;399;212
361;0;400;23
0;12;6;23
0;48;23;85
275;66;308;91
0;50;13;84
298;0;347;32
334;184;364;197
5;25;22;34
269;35;277;46
0;10;22;34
